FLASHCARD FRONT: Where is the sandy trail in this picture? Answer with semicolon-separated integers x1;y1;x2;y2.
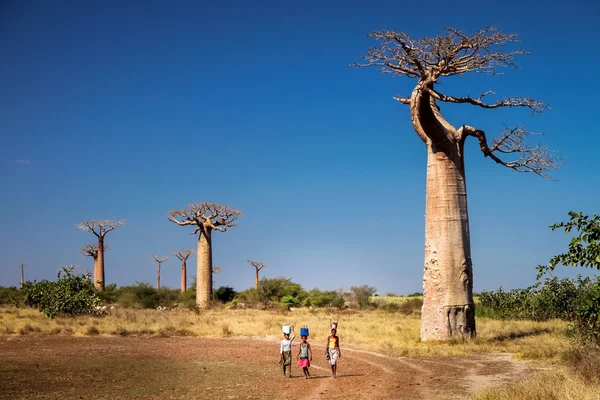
0;336;539;399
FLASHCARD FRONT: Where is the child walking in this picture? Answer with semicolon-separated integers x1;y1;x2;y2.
279;325;295;377
296;334;312;379
326;327;341;378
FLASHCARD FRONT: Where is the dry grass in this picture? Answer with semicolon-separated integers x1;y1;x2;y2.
0;306;569;359
471;368;600;400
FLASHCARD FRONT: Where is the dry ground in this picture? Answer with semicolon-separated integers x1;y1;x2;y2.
0;336;539;400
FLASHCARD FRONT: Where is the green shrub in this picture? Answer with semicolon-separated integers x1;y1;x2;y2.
22;266;100;318
212;286;237;303
0;286;25;306
303;288;345;308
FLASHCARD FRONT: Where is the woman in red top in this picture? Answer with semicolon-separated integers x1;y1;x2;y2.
326;328;341;378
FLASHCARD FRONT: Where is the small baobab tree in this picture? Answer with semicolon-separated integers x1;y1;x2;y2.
173;249;194;293
151;255;169;290
77;219;125;291
355;27;561;341
248;260;267;290
18;263;25;288
168;203;242;308
78;244;110;283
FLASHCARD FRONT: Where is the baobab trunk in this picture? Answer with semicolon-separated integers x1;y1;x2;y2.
196;230;213;307
421;142;475;340
255;269;259;290
157;264;161;290
181;259;187;294
95;238;105;291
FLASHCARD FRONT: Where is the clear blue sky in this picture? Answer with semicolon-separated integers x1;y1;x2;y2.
1;0;599;294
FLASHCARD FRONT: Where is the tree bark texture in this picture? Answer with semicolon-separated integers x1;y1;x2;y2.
95;237;105;292
255;269;259;290
420;140;475;340
196;229;213;308
181;259;187;294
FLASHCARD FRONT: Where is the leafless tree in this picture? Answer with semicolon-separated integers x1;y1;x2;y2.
77;219;125;291
247;260;267;290
18;263;25;287
355;27;562;341
173;249;194;293
168;202;242;308
151;255;169;290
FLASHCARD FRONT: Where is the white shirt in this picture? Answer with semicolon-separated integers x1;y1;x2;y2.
280;331;295;353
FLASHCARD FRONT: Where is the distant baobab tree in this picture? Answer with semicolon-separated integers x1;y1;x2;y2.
77;219;125;291
18;263;25;287
151;255;169;290
248;260;267;290
173;249;194;293
355;27;561;341
168;202;242;308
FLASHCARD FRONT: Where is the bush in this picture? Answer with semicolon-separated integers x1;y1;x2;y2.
260;277;306;304
0;286;24;306
303;288;345;308
350;285;377;309
22;266;100;318
212;286;237;303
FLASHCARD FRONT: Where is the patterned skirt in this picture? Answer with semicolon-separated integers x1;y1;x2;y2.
327;348;339;366
280;350;292;366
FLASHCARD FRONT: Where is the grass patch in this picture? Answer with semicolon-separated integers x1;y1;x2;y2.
0;305;570;359
85;326;100;336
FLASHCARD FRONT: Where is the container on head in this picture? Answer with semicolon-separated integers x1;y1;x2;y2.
300;327;309;337
331;322;338;330
282;325;291;334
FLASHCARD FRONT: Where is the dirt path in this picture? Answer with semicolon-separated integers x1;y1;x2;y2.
0;336;538;399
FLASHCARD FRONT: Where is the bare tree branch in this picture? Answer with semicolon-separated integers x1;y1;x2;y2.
354;26;529;79
77;219;126;238
173;249;194;261
247;260;267;271
426;87;548;114
168;203;242;233
151;254;169;264
393;96;411;104
459;124;563;179
79;244;110;259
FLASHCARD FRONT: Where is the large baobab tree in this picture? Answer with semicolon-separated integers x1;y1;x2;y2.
77;219;125;291
168;203;242;308
173;249;194;293
355;27;561;341
248;260;267;289
151;255;169;290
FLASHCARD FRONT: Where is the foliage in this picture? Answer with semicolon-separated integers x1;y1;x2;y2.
259;277;306;304
22;267;101;318
350;285;377;309
303;288;345;308
212;286;237;303
479;276;600;346
114;283;180;309
537;211;600;278
0;286;25;307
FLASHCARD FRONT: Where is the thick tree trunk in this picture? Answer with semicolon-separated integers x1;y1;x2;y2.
181;260;187;294
421;142;475;341
196;230;213;308
157;264;161;290
95;237;105;292
255;269;259;290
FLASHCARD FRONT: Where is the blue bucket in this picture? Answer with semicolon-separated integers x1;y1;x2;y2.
300;327;309;337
